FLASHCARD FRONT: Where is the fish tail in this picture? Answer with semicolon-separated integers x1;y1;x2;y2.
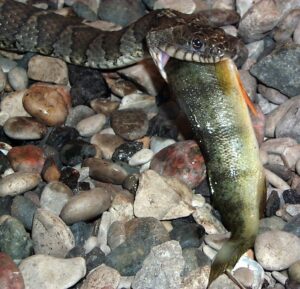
208;234;256;286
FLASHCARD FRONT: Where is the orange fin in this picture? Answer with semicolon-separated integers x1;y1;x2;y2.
236;72;258;117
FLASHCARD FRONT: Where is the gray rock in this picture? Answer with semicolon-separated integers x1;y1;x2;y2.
7;66;28;90
284;214;300;237
0;67;6;92
1;91;31;118
259;216;286;234
236;0;254;17
65;105;95;127
250;43;300;97
76;113;106;137
132;241;185;289
289;260;300;283
258;84;289;105
0;56;17;73
239;69;257;101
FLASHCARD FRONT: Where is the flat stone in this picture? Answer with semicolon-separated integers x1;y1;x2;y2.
19;255;86;289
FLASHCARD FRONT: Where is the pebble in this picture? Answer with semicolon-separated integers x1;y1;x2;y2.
90;98;120;115
76;113;106;137
0;56;17;73
132;240;185;289
154;0;196;13
0;216;33;262
72;1;97;20
45;126;79;150
60;188;112;224
91;133;125;160
70;221;93;247
28;55;69;84
264;168;291;190
258;84;289;105
107;221;126;250
255;230;300;270
81;264;121;289
150;136;176;153
119;93;157;111
242;40;265;69
83;158;128;185
181;264;210;289
0;172;41;197
65;105;95;127
7;66;28;90
40;181;73;215
209;274;239;289
150;140;206;189
3;116;48;140
0;67;6;92
294;20;300;44
265;190;281;217
11;195;38;230
204;232;231;251
128;148;153;166
85;246;106;272
236;0;254;17
112;141;143;163
134;170;194;220
0;252;25;289
239;69;257;101
19;255;86;289
289;260;300;283
60;167;80;190
7;145;45;173
111;108;149;141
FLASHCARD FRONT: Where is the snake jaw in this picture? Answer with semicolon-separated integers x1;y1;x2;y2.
149;48;170;82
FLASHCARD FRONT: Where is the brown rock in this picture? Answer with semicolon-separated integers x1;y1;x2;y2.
90;98;120;115
42;158;61;183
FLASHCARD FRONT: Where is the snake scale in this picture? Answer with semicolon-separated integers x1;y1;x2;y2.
0;0;265;287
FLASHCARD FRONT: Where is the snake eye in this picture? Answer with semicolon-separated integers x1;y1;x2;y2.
192;38;203;50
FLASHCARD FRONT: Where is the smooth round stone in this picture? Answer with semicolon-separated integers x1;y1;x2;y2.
32;209;75;257
150;136;176;154
255;230;300;270
60;188;112;225
40;182;73;215
0;252;25;289
83;158;128;185
119;93;156;111
1;90;30;118
0;111;9;126
45;126;79;150
7;66;28;90
81;264;120;289
150;140;206;189
233;267;255;288
60;140;97;166
0;67;6;92
128;148;153;166
0;216;33;262
7;145;45;173
76;113;106;137
259;216;286;234
0;57;17;73
284;214;300;237
112;141;143;163
65;105;95;127
0;172;41;197
41;157;61;183
3;116;47;140
289;260;300;283
111;108;149;141
19;255;86;289
90;133;125;160
107;221;126;250
23;85;69;126
11;195;38;230
90;99;120;115
28;55;69;84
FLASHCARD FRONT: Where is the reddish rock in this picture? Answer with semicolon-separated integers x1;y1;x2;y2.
7;145;46;173
150;140;206;189
42;158;61;183
0;252;25;289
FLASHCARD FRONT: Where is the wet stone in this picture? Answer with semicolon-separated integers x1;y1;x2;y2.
283;214;300;237
0;252;25;289
112;141;143;163
60;167;80;191
265;190;281;217
147;113;178;139
283;189;300;204
65;105;95;127
46;126;79;151
122;173;139;195
7;66;28;91
3;117;47;140
8;145;45;173
0;216;33;262
76;113;106;137
68;65;109;106
150;140;206;189
60;140;96;166
70;221;93;247
111;109;149;141
11;195;38;230
250;43;300;97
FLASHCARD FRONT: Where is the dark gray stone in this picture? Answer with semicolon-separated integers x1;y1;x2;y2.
70;221;93;246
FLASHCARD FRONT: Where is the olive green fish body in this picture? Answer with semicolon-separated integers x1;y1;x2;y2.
166;58;266;284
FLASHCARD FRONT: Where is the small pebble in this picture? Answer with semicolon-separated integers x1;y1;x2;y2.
90;98;120;115
154;0;196;13
0;67;7;92
0;57;17;73
7;66;28;90
128;148;153;166
112;141;143;163
76;113;106;137
289;260;300;283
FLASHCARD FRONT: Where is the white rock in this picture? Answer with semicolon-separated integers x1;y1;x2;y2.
154;0;196;14
150;136;176;154
134;170;194;220
236;0;255;17
19;255;86;289
132;240;185;289
0;111;9;126
119;93;156;110
76;113;106;137
32;209;75;257
84;236;99;254
129;148;154;166
272;271;288;285
264;169;290;190
255;230;300;270
97;211;112;255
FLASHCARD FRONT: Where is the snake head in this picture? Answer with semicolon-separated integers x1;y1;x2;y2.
147;24;241;81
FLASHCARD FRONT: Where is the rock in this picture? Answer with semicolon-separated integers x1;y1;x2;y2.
204;233;231;251
65;105;95;127
7;66;28;91
111;108;149;141
68;65;109;106
19;255;86;289
60;188;112;224
3;116;47;140
0;252;25;289
266;190;281;217
250;43;300;97
107;221;126;250
98;0;147;26
59;167;80;191
112;141;143;163
180;264;210;289
28;55;69;84
70;221;93;247
154;0;196;13
40;181;73;215
23;85;70;126
283;189;300;204
11;195;38;230
85;247;106;273
239;69;257;101
91;133;125;160
80;264;120;289
284;214;300;237
72;1;97;20
0;216;33;262
0;172;41;197
289;260;300;283
0;67;6;92
264;168;290;190
76;113;106;137
0;152;10;174
259;216;286;233
255;230;300;270
132;241;185;289
109;192;134;223
128;148;153;166
32;209;75;257
7;145;45;173
90;98;120;115
257;94;278;115
258;84;289;105
295;20;300;44
105;217;170;275
242;40;265;69
46;126;79;151
150;136;176;154
209;274;239;289
0;56;17;73
119;93;156;111
236;0;254;17
150;140;206;189
134;170;194;220
83;158;128;185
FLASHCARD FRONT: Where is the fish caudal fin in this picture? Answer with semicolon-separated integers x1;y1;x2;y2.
208;237;255;286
